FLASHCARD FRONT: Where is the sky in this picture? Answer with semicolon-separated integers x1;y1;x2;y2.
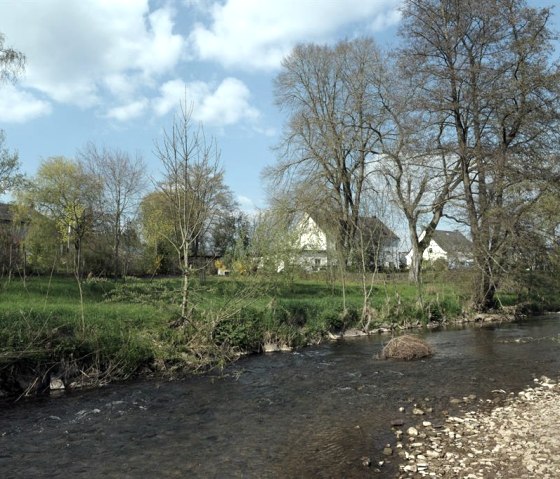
0;0;557;214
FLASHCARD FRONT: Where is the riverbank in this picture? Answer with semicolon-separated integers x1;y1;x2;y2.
393;376;560;478
1;273;558;399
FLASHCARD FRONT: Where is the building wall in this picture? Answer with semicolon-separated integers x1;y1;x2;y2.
405;240;448;266
297;216;328;251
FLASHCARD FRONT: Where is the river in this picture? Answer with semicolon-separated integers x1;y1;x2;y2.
1;314;559;478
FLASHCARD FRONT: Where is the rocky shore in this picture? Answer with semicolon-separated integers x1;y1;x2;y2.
392;376;560;478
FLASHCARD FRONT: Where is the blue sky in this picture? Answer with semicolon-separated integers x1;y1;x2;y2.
0;0;557;213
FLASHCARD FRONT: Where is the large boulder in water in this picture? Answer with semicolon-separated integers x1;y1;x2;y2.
380;335;433;361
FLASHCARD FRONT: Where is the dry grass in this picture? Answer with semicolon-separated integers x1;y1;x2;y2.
380;334;433;361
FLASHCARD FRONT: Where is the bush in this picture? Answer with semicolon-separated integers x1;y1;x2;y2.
380;334;433;360
212;307;264;351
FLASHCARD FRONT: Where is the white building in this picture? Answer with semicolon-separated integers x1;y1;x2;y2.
294;213;400;271
405;230;473;268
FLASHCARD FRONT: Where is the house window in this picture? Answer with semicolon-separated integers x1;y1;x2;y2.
428;248;433;253
314;258;321;266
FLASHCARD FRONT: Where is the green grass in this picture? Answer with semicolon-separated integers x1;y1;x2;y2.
2;268;550;396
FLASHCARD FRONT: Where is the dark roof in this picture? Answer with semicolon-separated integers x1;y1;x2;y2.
306;212;399;245
359;216;400;243
0;203;12;222
432;230;472;254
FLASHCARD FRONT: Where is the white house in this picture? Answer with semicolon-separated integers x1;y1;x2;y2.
295;215;330;270
405;230;473;268
294;213;400;271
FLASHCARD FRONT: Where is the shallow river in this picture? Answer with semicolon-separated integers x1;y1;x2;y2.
1;314;560;478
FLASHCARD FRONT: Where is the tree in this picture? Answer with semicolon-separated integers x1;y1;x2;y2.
0;32;24;83
0;33;24;197
139;190;181;275
374;57;462;287
154;103;227;320
26;157;102;278
400;0;560;310
79;143;147;278
0;131;23;196
267;38;389;265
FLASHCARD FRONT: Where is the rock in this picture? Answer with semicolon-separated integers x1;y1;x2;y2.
391;419;405;427
407;426;419;436
413;407;425;415
383;446;393;456
50;377;65;391
361;456;371;467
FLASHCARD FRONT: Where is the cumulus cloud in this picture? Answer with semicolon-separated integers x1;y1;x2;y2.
106;99;149;122
189;0;402;70
0;85;52;123
153;77;260;127
0;1;184;108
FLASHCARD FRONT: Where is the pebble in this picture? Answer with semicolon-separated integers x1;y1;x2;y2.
393;377;560;478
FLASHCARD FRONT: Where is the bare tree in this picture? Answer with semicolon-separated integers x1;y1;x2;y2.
266;38;389;265
400;0;560;310
155;103;225;320
79;143;147;278
375;60;462;287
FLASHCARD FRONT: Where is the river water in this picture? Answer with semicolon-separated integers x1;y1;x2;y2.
1;314;560;478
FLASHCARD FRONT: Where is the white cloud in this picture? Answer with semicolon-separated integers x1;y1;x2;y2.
106;99;149;122
0;1;184;108
153;77;260;127
237;195;258;214
189;0;402;70
0;85;52;123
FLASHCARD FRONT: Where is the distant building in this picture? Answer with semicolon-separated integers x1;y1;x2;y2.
294;213;400;271
405;230;473;268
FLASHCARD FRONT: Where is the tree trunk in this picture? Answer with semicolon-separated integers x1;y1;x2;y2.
408;244;423;285
180;249;190;320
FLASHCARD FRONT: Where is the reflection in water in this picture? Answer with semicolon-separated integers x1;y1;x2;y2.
1;315;559;478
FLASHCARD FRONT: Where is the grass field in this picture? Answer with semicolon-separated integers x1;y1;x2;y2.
0;269;556;396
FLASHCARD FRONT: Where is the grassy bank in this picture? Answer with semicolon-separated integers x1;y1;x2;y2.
0;270;557;397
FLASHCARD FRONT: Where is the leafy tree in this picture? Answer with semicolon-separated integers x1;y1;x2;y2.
139;190;178;275
25;157;102;278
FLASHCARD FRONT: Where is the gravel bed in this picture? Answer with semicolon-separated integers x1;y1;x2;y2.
393;376;560;478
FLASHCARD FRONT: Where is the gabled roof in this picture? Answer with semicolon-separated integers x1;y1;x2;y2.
303;211;399;245
432;230;472;254
359;216;400;243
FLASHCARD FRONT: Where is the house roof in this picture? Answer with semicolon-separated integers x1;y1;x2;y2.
0;203;12;222
305;211;399;245
359;216;400;243
432;230;472;255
